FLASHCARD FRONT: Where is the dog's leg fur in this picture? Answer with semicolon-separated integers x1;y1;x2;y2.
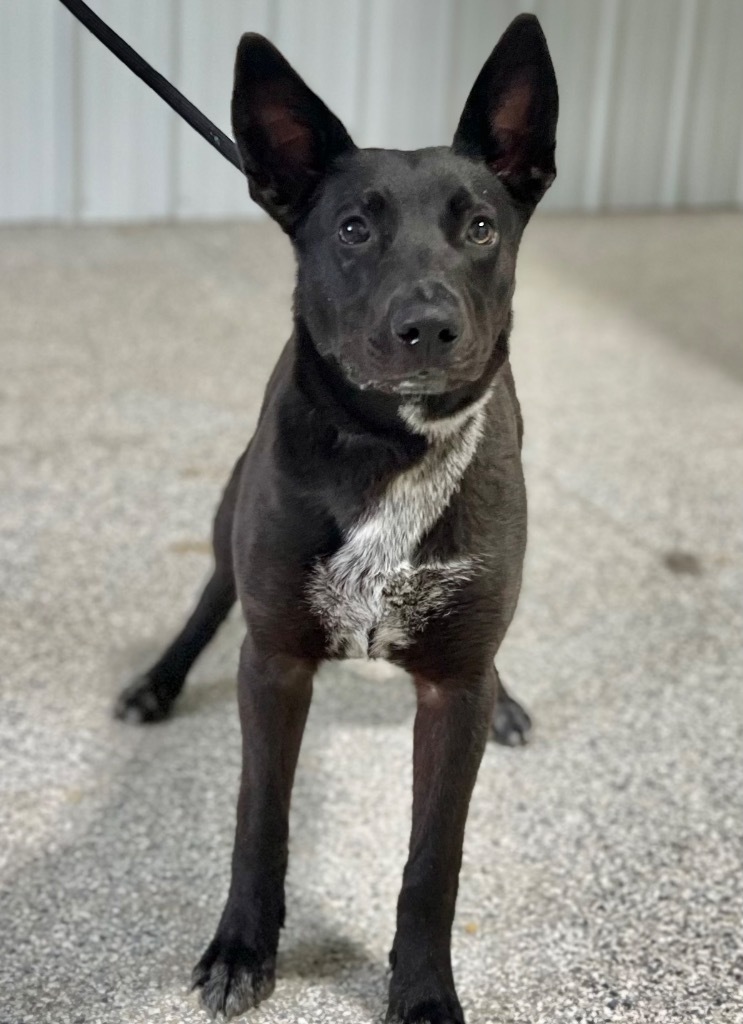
491;666;532;747
114;453;244;722
387;669;496;1023
192;639;316;1017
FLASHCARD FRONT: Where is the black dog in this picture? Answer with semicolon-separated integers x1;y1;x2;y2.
116;14;558;1022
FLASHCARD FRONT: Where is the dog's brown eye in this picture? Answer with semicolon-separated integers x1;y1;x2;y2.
467;217;497;245
338;216;370;246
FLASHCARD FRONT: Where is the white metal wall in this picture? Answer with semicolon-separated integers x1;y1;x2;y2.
1;0;742;223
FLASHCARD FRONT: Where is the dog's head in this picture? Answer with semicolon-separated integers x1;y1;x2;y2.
232;15;558;399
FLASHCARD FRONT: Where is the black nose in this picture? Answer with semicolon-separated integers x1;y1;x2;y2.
392;302;462;349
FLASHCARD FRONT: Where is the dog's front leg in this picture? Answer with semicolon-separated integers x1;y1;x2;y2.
193;636;315;1019
387;670;496;1024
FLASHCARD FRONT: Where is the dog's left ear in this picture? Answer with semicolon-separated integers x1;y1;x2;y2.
453;14;558;208
232;34;356;231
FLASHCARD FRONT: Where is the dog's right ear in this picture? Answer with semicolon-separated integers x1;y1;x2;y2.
232;34;355;232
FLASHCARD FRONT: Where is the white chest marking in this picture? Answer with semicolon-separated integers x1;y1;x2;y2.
308;392;491;659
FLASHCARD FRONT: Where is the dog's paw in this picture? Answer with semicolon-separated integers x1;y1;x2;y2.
491;692;532;746
387;991;465;1024
192;936;276;1020
387;968;465;1024
113;675;176;724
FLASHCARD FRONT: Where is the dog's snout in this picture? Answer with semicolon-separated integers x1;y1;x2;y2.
391;287;463;351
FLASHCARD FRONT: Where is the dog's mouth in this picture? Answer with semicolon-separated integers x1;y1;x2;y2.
352;368;451;396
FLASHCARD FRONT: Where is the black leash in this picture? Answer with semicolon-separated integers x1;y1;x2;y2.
58;0;244;175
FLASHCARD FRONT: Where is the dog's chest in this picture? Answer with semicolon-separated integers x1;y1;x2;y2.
307;404;486;659
310;542;473;659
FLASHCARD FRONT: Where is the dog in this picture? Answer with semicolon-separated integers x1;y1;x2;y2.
115;14;558;1022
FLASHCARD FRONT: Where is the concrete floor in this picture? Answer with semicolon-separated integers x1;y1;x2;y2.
1;212;742;1024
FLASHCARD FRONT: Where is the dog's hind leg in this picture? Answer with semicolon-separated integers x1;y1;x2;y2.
114;452;245;724
490;665;532;746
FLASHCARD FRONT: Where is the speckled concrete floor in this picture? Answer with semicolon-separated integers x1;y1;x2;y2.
1;213;742;1024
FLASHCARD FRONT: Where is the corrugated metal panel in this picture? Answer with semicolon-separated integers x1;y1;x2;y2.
52;3;78;220
77;0;175;220
0;0;741;222
659;0;697;208
0;1;59;221
603;0;683;208
360;0;456;150
680;0;743;206
579;0;622;211
174;0;271;220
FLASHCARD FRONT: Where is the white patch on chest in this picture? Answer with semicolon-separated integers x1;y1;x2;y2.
307;393;490;659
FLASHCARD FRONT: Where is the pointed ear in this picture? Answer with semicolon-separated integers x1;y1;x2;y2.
453;14;558;208
231;34;355;231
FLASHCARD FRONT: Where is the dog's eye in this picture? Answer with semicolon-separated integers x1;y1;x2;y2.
466;217;497;246
338;217;371;246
